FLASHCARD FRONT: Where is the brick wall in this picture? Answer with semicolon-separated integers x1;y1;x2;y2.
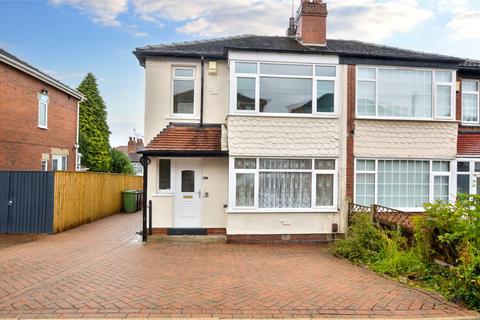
0;62;79;171
457;72;480;155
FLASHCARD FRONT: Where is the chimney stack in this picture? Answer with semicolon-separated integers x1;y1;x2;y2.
295;0;328;46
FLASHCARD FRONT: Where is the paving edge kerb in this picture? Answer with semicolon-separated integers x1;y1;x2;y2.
5;317;480;320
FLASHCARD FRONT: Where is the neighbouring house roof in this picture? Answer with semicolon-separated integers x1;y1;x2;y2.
458;133;480;155
459;59;480;76
0;48;84;100
115;146;128;154
133;35;464;67
139;123;227;156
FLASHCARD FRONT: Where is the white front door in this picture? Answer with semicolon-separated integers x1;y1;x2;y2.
173;159;202;228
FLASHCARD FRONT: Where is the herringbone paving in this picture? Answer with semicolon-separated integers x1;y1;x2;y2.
0;212;476;319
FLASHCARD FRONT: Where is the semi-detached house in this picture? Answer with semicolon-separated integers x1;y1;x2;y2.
133;0;480;242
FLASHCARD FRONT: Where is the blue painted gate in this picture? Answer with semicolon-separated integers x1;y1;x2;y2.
0;172;54;234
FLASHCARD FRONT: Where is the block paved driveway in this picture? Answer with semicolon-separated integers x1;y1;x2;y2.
0;212;477;319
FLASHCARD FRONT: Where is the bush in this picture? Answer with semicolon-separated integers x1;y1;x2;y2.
332;213;383;263
110;149;134;175
334;202;480;310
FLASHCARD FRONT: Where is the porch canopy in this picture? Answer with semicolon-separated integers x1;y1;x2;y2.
138;123;228;157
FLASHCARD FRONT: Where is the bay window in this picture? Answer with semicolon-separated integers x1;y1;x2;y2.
232;61;337;115
355;159;451;210
232;158;337;210
462;80;480;124
356;67;455;119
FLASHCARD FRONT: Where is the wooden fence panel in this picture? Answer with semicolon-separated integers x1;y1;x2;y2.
53;172;143;233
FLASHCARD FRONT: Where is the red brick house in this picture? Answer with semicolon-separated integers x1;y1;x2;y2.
0;49;83;171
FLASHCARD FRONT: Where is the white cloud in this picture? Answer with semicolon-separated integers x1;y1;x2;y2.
131;0;291;36
130;0;432;42
327;0;433;42
49;0;128;26
447;11;480;39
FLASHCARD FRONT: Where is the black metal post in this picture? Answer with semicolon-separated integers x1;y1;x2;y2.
140;155;150;242
148;200;152;236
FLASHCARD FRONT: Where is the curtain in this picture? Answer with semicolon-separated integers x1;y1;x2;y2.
236;173;255;206
316;174;333;206
259;172;311;208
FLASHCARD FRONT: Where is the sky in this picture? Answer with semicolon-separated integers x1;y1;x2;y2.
1;0;480;147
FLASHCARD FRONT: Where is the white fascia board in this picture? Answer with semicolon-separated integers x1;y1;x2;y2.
228;50;339;65
0;53;84;101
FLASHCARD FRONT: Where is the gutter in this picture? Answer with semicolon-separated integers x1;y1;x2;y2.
0;52;84;100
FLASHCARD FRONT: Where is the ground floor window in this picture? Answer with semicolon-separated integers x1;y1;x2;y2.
41;160;48;171
52;155;67;171
232;157;337;210
457;159;480;195
355;159;451;210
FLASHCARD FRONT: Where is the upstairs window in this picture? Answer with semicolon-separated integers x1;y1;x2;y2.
356;67;455;120
38;93;48;128
462;80;480;124
172;67;195;115
232;61;337;116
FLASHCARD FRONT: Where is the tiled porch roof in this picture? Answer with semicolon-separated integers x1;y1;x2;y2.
141;123;227;156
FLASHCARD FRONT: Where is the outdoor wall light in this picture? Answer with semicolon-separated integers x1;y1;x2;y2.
40;88;48;95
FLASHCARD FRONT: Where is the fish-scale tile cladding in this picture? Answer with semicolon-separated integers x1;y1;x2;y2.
354;120;458;159
145;124;223;152
227;116;340;157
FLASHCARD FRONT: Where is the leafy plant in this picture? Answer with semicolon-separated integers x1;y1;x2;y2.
110;149;134;175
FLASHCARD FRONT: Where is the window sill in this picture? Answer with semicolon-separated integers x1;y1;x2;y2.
226;208;339;214
38;126;48;130
355;116;459;123
460;123;480;127
166;115;200;121
228;113;339;119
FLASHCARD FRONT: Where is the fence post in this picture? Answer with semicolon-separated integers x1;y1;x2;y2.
370;204;376;222
148;200;152;236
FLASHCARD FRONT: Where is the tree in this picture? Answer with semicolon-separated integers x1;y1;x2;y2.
77;73;111;172
110;149;134;175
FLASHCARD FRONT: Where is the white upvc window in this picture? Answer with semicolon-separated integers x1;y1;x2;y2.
230;157;337;211
52;155;67;171
231;61;338;116
172;67;195;115
461;80;480;124
38;93;48;129
456;159;480;195
41;160;48;171
355;159;452;211
356;66;455;120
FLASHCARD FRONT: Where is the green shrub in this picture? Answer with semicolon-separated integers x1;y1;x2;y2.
335;202;480;310
372;228;425;277
332;213;383;263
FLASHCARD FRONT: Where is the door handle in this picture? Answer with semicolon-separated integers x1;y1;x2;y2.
7;200;12;207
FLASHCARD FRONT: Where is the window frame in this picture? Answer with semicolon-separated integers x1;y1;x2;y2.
157;158;174;194
52;155;67;171
355;66;456;121
38;94;48;129
354;158;454;212
230;61;339;117
455;159;480;195
229;157;338;212
171;66;196;117
461;79;480;125
41;160;48;171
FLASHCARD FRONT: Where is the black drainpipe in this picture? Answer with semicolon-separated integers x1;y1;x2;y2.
200;56;205;127
140;155;150;242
